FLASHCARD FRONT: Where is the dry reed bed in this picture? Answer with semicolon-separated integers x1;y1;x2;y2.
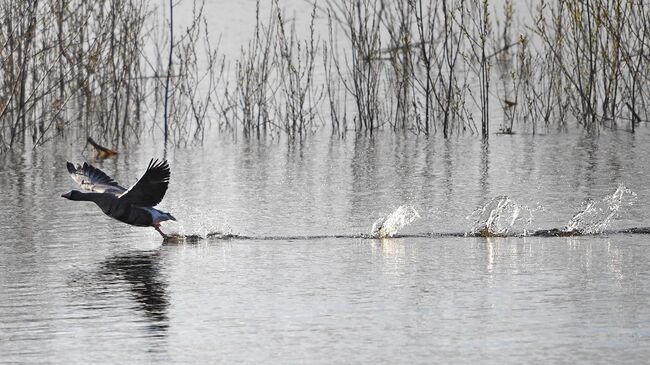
1;0;648;150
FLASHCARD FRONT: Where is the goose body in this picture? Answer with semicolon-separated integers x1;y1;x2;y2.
61;159;175;237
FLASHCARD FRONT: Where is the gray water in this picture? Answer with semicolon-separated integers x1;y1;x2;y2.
1;130;650;364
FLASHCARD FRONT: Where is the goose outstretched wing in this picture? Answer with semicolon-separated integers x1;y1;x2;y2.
118;159;170;207
66;162;126;195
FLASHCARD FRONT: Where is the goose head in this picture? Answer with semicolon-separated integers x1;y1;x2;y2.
61;190;81;200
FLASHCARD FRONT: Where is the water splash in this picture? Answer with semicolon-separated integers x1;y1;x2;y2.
564;184;637;234
160;218;234;243
466;196;537;237
371;205;420;238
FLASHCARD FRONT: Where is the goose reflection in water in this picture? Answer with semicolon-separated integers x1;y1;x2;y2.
99;249;169;334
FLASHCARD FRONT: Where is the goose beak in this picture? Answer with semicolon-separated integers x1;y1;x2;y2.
61;192;71;199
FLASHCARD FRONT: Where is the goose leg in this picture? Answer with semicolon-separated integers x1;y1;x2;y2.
153;224;169;239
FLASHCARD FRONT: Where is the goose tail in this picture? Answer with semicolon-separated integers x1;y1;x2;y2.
144;207;177;225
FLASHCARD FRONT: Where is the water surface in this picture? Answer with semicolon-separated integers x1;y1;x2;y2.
1;130;650;363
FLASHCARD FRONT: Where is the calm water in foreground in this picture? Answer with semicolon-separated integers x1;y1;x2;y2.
1;131;650;363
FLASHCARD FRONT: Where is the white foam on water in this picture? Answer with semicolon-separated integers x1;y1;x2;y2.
466;196;537;236
158;212;233;240
371;205;421;238
565;183;637;234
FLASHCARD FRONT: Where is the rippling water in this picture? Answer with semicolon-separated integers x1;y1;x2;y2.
1;130;650;363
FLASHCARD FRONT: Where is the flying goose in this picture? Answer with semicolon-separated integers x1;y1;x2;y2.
61;159;175;238
86;137;118;159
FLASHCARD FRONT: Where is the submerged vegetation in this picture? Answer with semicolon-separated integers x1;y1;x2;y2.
0;0;648;150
